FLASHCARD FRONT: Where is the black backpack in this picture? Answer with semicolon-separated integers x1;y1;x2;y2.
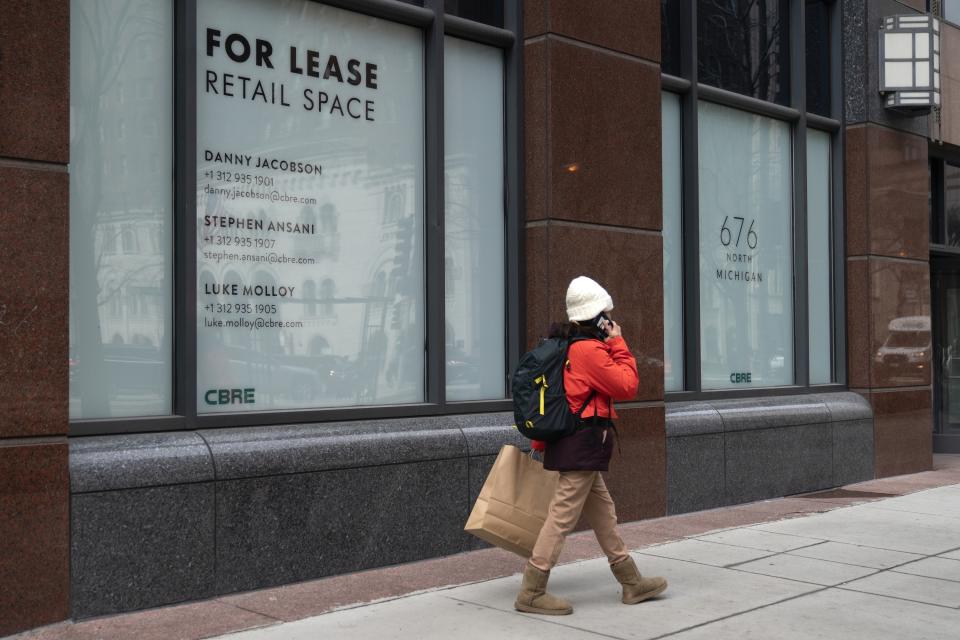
511;337;596;442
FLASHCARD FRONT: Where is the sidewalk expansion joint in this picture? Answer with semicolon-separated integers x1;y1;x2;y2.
646;586;831;640
832;586;960;611
443;596;631;640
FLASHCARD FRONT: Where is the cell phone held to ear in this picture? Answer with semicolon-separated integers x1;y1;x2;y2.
594;313;610;339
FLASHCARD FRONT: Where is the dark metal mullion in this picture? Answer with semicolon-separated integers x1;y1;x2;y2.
806;113;841;132
195;399;513;430
504;0;524;393
444;14;514;47
318;0;433;26
176;0;198;427
682;0;701;392
71;415;187;437
829;0;847;385
665;382;849;404
792;0;809;388
697;84;801;122
424;1;445;406
662;74;692;93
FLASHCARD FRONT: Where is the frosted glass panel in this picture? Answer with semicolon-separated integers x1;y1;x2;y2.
444;37;505;401
884;32;913;58
915;33;930;59
885;61;914;88
196;0;424;411
915;62;930;87
662;92;684;392
69;0;174;418
807;130;833;385
698;101;793;389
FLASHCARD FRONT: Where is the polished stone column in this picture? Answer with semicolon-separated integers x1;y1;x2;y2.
844;0;934;477
523;0;666;521
0;0;71;635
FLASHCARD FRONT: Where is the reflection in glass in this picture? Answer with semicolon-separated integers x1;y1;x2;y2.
946;163;960;247
69;0;173;419
805;0;831;117
874;314;931;386
196;0;425;412
936;265;960;434
444;37;505;401
807;129;832;384
662;93;684;391
698;101;793;389
698;0;790;105
444;0;503;27
661;0;683;77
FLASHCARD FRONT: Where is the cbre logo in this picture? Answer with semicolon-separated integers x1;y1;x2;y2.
205;388;256;405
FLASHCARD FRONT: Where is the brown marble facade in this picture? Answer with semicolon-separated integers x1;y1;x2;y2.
0;0;72;634
938;22;960;147
845;122;933;475
870;389;934;477
603;406;666;522
523;0;665;518
0;167;70;438
0;0;69;163
0;443;70;637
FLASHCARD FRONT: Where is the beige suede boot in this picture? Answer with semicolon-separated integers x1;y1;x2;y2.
611;556;668;604
514;563;574;615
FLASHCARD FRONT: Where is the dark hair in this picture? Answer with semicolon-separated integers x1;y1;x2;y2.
548;320;604;341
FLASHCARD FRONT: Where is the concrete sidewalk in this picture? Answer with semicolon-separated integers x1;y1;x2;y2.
214;480;960;639
13;454;960;640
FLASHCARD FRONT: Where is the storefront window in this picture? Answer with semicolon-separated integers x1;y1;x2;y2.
196;0;425;411
661;0;683;77
444;0;504;27
69;0;174;419
444;37;505;401
698;0;791;105
805;0;832;117
946;163;960;247
663;92;684;392
698;101;793;389
807;129;833;384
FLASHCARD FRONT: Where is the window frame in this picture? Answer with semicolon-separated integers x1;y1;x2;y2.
70;0;524;436
662;0;848;401
930;148;960;257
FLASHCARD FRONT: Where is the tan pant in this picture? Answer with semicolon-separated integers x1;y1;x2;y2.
529;470;630;572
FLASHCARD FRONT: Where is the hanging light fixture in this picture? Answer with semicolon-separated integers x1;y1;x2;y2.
879;14;942;111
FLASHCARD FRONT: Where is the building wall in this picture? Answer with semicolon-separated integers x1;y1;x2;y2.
938;21;960;146
523;0;666;521
0;0;71;635
844;0;934;476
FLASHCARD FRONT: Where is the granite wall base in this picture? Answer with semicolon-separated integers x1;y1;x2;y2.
666;393;875;515
68;414;526;619
70;394;874;618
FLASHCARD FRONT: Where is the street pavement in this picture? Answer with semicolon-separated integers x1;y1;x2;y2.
13;456;960;640
211;482;960;640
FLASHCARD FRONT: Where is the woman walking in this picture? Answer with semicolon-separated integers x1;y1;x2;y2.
515;276;668;615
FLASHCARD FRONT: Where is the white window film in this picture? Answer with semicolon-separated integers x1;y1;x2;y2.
69;0;174;419
698;101;793;389
807;129;833;384
443;37;506;401
196;0;424;412
662;92;684;392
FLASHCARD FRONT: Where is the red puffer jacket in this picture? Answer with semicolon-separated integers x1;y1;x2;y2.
533;336;639;472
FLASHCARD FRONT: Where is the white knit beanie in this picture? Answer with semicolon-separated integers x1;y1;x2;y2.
565;276;614;322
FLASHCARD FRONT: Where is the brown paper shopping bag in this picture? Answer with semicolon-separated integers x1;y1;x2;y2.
464;444;559;558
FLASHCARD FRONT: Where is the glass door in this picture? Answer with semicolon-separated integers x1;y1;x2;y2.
933;256;960;452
